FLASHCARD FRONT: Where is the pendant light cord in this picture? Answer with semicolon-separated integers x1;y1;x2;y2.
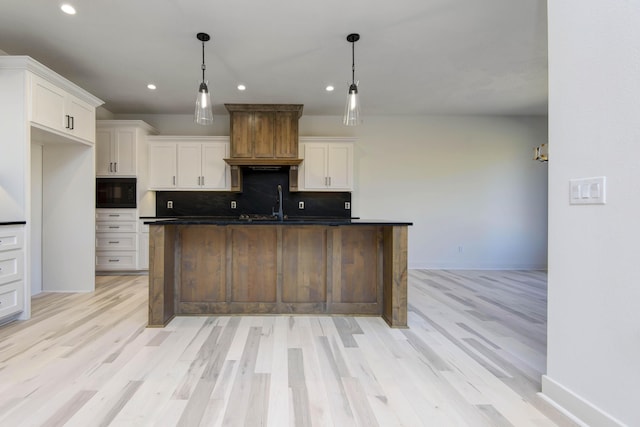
201;41;206;82
351;40;356;85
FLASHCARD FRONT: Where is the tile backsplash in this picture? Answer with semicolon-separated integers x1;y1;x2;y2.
155;168;351;218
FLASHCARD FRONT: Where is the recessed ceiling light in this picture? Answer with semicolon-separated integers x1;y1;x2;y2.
60;4;76;15
147;83;157;90
237;84;246;91
325;85;335;92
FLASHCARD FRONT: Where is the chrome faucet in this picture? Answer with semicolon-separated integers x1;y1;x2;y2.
273;184;284;221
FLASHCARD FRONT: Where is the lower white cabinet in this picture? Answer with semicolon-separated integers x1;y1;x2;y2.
0;225;25;323
95;209;138;271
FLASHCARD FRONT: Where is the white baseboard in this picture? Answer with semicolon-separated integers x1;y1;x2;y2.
541;375;626;427
408;263;548;270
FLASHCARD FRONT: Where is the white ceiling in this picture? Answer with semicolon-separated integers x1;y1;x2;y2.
0;0;548;117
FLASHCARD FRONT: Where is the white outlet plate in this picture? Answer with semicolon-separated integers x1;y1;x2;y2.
345;202;351;210
167;201;173;209
569;176;606;205
231;201;237;209
298;201;304;209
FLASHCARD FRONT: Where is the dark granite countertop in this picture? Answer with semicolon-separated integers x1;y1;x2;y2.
143;216;412;226
0;221;26;226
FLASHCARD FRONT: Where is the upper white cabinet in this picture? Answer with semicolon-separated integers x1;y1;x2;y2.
149;141;178;189
96;121;157;177
30;74;96;143
299;137;354;191
149;136;230;190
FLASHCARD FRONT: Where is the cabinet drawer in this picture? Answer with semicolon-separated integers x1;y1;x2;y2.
0;281;24;320
96;209;138;222
96;233;137;251
0;226;25;252
96;222;138;233
96;252;138;270
0;250;24;286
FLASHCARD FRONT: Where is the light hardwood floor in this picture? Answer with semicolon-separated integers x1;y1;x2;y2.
0;270;576;426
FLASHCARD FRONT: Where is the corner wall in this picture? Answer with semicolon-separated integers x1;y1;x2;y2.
545;1;640;425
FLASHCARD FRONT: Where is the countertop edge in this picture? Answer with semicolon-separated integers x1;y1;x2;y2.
144;218;413;226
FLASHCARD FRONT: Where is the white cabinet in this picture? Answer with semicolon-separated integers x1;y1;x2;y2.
96;121;157;177
0;225;25;323
148;136;230;190
149;142;178;189
299;138;354;191
178;142;229;189
30;74;96;143
95;209;138;271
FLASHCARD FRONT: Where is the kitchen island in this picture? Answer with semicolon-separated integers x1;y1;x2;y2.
147;218;411;328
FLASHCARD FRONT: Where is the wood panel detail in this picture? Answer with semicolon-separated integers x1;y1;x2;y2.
230;226;278;302
282;226;327;303
333;227;379;304
148;224;176;327
178;226;226;303
382;226;408;328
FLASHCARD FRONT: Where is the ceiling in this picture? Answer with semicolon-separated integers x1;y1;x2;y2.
0;0;548;117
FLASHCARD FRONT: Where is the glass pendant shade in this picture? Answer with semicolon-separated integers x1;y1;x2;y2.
343;83;360;126
195;81;213;125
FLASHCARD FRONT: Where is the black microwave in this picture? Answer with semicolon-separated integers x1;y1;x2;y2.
96;178;137;208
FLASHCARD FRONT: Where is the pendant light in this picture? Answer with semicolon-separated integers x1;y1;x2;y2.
195;32;213;125
343;33;360;126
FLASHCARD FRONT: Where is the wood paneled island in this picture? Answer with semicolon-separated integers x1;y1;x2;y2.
147;218;411;328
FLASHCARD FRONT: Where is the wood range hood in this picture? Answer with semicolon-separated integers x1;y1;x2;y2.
224;103;304;191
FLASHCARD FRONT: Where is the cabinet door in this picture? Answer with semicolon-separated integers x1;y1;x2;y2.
201;142;228;189
275;111;298;158
149;143;177;189
302;144;329;190
66;95;95;142
114;128;136;175
230;112;253;158
253;112;275;158
327;144;353;190
95;129;114;176
31;75;66;132
177;143;202;188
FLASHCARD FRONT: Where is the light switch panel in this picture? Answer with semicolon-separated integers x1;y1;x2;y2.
569;176;606;205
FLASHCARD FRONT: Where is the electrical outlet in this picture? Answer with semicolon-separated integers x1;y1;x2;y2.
167;201;173;209
345;201;351;210
298;201;304;209
231;201;237;209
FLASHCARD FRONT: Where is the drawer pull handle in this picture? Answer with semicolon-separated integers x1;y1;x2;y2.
108;241;120;244
108;259;120;262
108;226;120;229
109;214;120;217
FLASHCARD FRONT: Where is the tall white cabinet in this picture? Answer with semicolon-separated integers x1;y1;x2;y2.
95;121;157;271
0;56;103;320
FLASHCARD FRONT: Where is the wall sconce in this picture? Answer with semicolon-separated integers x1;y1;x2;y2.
534;143;548;162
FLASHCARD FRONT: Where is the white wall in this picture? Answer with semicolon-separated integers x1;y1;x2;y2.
116;113;548;270
30;143;42;296
40;141;95;292
544;1;640;426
